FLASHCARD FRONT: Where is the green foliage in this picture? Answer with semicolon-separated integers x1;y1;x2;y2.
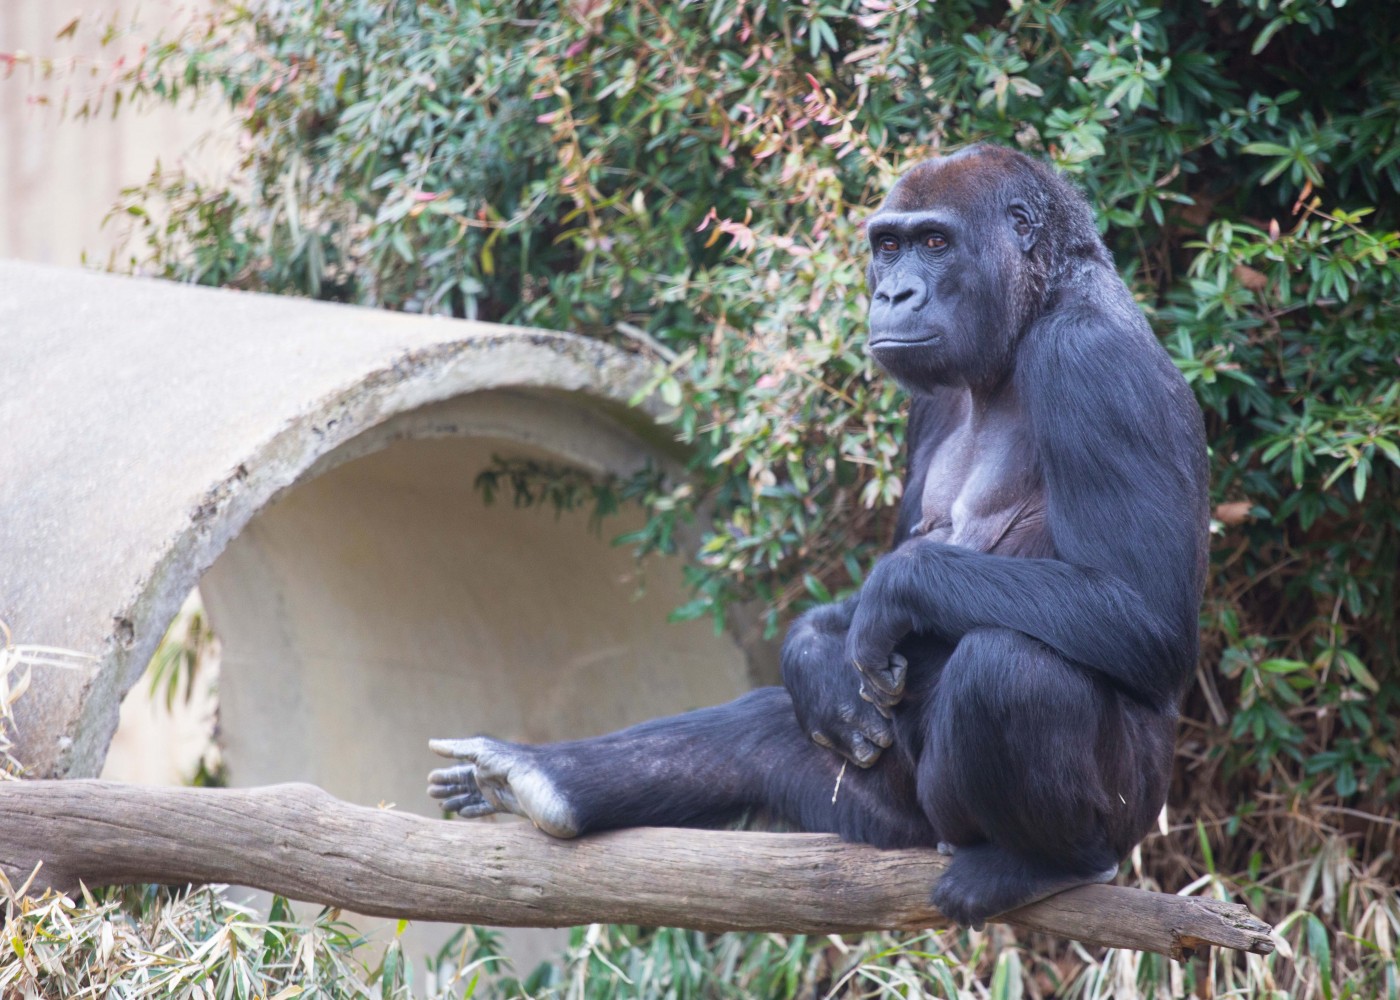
473;454;664;534
26;0;1400;992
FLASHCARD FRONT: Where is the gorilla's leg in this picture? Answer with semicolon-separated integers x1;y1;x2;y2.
429;687;936;848
917;628;1136;926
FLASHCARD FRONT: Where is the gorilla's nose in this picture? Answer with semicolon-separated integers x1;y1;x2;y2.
872;274;929;318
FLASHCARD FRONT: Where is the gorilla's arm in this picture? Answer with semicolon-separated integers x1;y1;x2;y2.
846;545;1181;706
847;309;1208;711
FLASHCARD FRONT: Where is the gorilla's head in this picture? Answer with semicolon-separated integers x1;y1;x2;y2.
864;146;1106;392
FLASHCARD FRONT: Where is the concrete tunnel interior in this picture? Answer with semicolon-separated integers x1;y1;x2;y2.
144;387;763;820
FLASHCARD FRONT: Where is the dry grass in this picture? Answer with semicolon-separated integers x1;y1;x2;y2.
0;883;507;1000
0;867;1392;1000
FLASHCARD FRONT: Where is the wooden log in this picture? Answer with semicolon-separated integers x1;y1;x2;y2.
0;780;1272;960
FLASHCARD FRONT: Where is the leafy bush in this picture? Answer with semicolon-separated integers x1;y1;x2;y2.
17;0;1400;993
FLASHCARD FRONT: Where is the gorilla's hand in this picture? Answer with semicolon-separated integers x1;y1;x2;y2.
845;552;915;708
782;602;894;767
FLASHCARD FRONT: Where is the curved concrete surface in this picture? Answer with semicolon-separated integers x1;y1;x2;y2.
202;402;753;807
0;260;770;785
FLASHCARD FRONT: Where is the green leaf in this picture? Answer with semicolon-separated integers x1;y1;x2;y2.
1338;650;1380;693
803;573;832;603
1306;913;1335;998
1251;17;1289;55
1259;658;1309;674
989;949;1024;1000
1195;820;1216;874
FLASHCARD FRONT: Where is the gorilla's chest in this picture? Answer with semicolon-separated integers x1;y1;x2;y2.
913;411;1050;557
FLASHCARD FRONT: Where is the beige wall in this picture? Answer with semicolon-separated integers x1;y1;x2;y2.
0;0;230;267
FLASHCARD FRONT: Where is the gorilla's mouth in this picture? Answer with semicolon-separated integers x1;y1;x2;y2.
868;331;943;350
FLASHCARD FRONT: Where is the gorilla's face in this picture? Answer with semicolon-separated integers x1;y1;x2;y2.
864;150;1042;393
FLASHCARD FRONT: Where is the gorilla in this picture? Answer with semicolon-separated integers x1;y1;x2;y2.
428;145;1209;928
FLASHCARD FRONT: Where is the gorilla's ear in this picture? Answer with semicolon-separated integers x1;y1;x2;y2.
1008;201;1041;253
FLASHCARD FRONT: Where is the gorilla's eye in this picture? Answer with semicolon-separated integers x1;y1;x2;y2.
924;233;948;251
876;235;900;254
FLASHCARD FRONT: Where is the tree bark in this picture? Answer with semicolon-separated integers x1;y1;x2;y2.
0;780;1272;961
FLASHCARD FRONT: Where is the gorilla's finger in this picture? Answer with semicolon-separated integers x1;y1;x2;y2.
861;656;907;702
847;732;882;768
856;669;901;708
863;717;894;748
429;737;487;758
427;763;477;791
858;676;902;711
868;660;906;695
443;794;495;817
847;642;891;682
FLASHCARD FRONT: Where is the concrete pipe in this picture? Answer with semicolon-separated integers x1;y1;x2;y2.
0;261;774;813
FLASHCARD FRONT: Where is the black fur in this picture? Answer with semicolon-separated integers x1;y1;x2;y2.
430;146;1209;928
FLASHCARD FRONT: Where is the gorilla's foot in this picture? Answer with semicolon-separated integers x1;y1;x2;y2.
428;737;579;838
930;843;1118;928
